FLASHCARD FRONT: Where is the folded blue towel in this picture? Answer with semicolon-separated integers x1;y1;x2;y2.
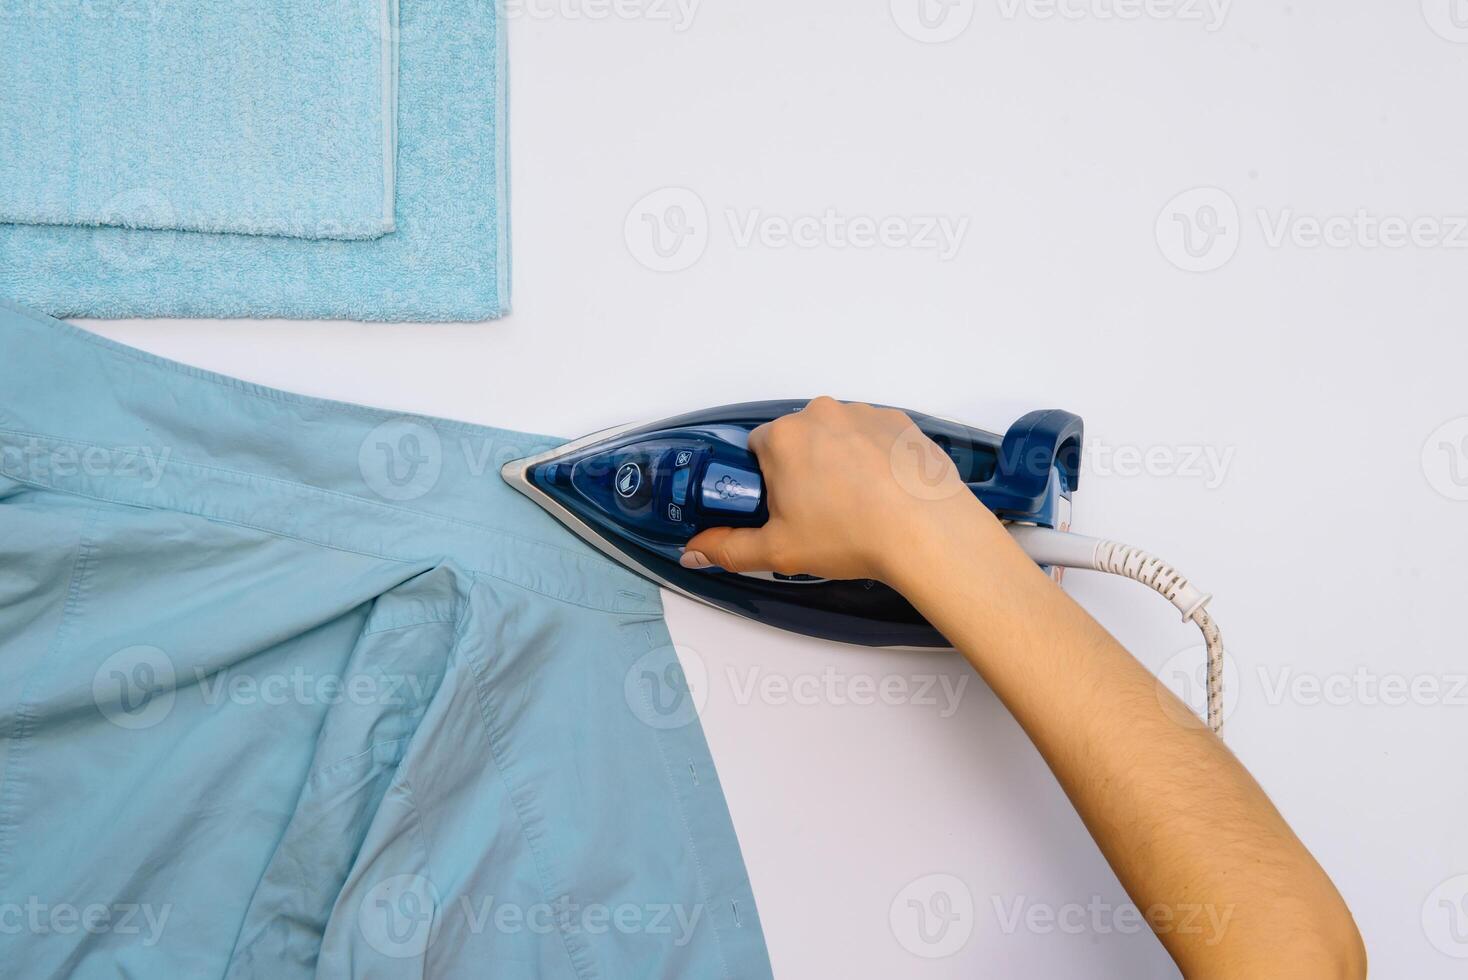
0;0;398;240
0;0;508;322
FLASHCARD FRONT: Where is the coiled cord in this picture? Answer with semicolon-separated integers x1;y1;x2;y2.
1008;527;1226;734
1093;540;1224;733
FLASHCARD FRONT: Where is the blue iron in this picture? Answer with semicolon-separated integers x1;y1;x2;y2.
502;401;1084;648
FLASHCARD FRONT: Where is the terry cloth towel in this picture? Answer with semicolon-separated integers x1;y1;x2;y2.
0;0;399;240
0;0;509;322
0;298;773;978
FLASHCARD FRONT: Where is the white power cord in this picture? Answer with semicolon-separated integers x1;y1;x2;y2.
1007;525;1225;734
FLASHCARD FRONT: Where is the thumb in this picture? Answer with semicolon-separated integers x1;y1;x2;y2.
682;526;779;573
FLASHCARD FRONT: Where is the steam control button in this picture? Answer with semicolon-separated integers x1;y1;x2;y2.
700;462;762;515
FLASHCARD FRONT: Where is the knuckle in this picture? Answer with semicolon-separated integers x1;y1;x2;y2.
806;395;840;415
764;539;799;576
880;406;913;428
763;417;798;451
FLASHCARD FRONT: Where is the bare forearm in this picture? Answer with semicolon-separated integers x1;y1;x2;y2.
684;399;1364;976
883;496;1366;978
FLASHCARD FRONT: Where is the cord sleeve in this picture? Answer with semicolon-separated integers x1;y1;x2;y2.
1006;525;1225;734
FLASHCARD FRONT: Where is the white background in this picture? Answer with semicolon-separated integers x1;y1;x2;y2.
83;1;1468;975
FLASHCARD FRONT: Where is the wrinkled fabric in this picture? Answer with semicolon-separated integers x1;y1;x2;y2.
0;299;771;979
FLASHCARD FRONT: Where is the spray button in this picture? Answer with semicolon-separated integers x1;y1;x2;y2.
700;462;762;515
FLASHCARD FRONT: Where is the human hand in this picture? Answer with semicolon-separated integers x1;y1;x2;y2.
681;396;1002;583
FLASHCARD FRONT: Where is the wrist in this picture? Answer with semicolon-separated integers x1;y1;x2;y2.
875;493;1012;594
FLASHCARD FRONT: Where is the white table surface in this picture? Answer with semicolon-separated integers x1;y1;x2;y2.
82;2;1468;975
